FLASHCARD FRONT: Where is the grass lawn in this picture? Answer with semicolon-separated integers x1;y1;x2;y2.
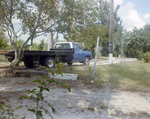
63;60;150;91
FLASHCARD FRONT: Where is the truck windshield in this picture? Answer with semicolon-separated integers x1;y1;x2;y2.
55;43;70;49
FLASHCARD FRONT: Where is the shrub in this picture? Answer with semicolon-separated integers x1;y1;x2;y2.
0;104;21;119
143;52;150;62
136;51;143;60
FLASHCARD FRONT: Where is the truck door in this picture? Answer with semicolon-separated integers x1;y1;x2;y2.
72;43;84;62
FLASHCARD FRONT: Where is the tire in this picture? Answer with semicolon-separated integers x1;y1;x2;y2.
67;62;73;66
83;57;90;66
44;57;55;68
24;61;34;68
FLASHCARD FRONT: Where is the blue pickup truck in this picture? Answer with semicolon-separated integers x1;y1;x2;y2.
53;42;92;66
4;42;92;68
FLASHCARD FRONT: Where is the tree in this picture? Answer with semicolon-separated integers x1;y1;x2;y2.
124;24;150;58
31;42;38;50
143;24;150;52
0;26;9;49
113;5;124;56
58;0;98;39
61;0;123;57
38;39;47;51
0;0;60;71
57;0;100;56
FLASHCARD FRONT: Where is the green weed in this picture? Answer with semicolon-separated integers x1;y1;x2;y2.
19;63;71;119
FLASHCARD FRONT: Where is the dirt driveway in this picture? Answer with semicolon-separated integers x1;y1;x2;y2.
0;75;150;119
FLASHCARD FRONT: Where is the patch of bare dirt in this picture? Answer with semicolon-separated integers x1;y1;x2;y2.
0;66;150;119
0;76;150;119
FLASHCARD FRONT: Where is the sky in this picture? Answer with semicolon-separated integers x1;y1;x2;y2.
114;0;150;31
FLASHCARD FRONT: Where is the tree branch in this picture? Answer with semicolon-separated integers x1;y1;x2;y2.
10;0;13;22
17;32;23;38
24;38;33;49
2;25;13;43
36;20;59;34
16;27;22;34
0;3;10;24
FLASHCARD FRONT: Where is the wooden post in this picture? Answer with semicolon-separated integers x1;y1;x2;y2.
93;36;99;76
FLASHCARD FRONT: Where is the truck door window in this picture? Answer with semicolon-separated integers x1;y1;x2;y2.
73;44;80;50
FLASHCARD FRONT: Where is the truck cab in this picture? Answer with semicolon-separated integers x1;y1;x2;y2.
53;42;92;66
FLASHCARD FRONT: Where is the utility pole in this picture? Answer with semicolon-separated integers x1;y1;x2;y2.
109;0;114;64
47;32;52;50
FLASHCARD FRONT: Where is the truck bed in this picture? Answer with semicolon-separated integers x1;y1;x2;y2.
5;48;74;57
4;48;74;65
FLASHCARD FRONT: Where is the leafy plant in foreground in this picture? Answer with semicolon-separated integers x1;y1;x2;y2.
0;104;21;119
19;63;71;119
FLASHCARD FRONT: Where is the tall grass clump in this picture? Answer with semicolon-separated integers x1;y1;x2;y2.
63;61;150;91
98;61;150;91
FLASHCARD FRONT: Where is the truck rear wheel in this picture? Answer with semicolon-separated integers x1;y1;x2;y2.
44;57;55;68
83;57;90;66
67;62;73;66
24;61;34;68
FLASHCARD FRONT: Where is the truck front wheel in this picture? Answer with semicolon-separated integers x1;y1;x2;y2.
44;57;55;68
83;57;90;66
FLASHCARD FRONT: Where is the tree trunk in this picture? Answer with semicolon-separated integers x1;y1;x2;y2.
10;33;19;72
10;57;19;72
9;22;20;72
